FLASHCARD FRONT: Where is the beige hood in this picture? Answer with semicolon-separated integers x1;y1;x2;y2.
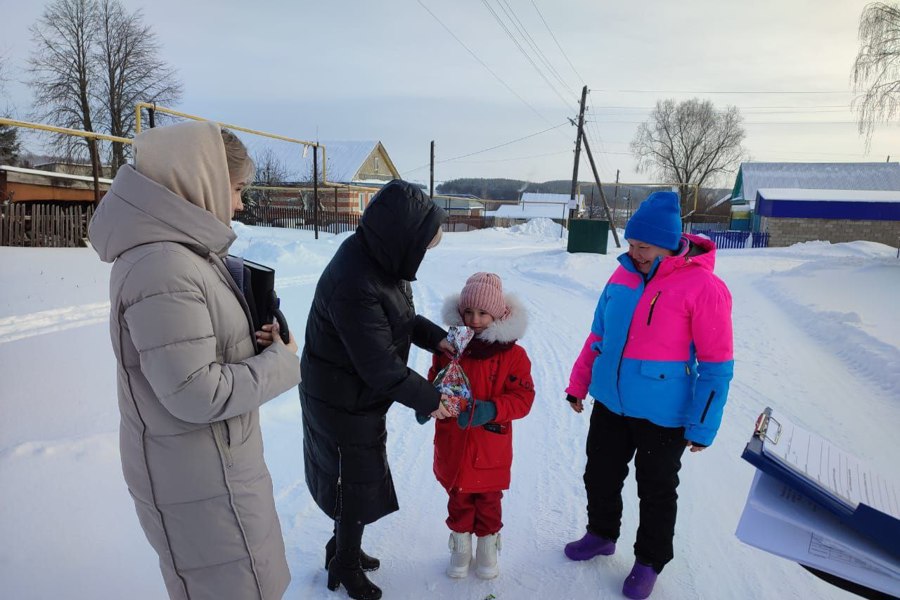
134;120;233;226
89;121;238;263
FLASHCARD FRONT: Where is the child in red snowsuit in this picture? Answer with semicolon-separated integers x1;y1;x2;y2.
426;272;535;580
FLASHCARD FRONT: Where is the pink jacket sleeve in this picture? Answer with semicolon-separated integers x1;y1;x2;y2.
565;332;602;399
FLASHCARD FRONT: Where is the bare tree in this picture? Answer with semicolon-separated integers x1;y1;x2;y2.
852;2;900;147
28;0;182;180
95;0;181;172
28;0;101;175
241;148;293;224
630;98;746;216
0;54;22;166
254;148;290;185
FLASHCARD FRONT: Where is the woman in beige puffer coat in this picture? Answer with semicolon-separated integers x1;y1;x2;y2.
88;121;301;600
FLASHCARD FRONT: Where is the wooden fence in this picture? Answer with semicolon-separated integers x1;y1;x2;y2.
0;203;95;248
235;204;361;234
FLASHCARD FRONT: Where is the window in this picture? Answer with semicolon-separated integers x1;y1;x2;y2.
374;157;380;173
359;193;366;212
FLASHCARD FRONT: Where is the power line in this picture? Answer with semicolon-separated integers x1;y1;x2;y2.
585;119;864;125
587;108;851;116
417;0;558;127
590;88;849;95
530;0;585;85
401;121;570;174
590;104;850;110
453;149;572;163
479;0;574;112
496;0;572;93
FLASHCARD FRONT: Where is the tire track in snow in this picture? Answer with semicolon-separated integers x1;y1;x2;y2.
275;273;319;289
765;271;900;398
0;301;110;344
0;274;316;346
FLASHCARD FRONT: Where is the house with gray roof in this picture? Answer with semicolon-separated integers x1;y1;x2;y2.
731;162;900;208
727;162;900;246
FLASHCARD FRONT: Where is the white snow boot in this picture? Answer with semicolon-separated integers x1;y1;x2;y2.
446;532;472;578
474;533;501;579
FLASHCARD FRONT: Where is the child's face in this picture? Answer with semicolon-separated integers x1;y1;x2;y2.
463;308;495;334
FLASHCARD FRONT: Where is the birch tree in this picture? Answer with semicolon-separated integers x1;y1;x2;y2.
852;2;900;146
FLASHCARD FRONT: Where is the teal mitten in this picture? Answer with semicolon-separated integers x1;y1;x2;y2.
457;400;497;429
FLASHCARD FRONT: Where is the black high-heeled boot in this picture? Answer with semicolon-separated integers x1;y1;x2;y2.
325;535;380;572
327;560;382;600
326;520;382;600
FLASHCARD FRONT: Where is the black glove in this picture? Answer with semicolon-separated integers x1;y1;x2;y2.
415;412;431;425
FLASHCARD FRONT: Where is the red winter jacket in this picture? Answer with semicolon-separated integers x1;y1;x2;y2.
428;293;535;493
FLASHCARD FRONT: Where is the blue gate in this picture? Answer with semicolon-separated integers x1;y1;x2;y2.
691;229;769;249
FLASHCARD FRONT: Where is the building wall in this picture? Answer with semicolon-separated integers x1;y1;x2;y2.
358;148;394;182
265;185;377;214
762;216;900;247
1;176;109;203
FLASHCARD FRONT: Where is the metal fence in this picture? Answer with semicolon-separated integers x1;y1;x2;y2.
692;229;769;249
1;202;95;247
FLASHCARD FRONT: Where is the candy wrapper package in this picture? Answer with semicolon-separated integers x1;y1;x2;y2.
432;326;475;417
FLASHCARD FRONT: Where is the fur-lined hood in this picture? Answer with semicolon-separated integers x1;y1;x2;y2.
440;293;528;343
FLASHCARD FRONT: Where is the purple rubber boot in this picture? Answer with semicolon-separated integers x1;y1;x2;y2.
563;530;616;561
622;560;658;599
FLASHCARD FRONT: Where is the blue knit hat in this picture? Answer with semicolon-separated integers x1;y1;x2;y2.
624;191;683;250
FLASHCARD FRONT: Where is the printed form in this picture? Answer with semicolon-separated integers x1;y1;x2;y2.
761;410;900;519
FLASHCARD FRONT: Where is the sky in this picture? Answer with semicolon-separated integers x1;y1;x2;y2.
2;222;898;598
2;0;900;188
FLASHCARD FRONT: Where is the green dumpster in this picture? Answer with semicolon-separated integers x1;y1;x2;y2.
567;219;609;254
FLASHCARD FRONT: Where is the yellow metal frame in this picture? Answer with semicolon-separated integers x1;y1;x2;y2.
0;117;132;145
134;103;326;182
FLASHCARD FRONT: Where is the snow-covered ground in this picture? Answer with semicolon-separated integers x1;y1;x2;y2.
1;220;898;599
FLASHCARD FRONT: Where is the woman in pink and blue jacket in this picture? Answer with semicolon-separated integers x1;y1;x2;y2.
562;191;734;600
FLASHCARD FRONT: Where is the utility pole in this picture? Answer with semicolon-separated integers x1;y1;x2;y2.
612;169;620;229
569;85;588;220
430;140;435;199
580;134;621;248
313;145;319;240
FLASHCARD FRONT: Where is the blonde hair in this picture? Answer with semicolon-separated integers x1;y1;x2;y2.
220;128;255;185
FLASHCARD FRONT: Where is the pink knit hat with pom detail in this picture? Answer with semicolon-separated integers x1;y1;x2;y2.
458;272;509;320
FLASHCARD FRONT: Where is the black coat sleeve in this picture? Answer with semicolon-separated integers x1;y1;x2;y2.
411;314;447;353
328;284;441;414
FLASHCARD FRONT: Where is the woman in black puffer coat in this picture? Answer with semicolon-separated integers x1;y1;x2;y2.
300;180;453;600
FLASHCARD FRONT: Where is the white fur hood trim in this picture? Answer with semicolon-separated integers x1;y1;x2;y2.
440;292;528;343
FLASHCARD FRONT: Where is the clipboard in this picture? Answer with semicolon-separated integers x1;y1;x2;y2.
742;407;900;560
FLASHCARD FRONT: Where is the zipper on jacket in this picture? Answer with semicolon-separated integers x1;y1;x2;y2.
212;421;234;468
700;390;716;423
646;291;662;326
333;446;344;518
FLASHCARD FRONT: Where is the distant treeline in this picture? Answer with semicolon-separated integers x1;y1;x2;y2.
437;177;730;211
